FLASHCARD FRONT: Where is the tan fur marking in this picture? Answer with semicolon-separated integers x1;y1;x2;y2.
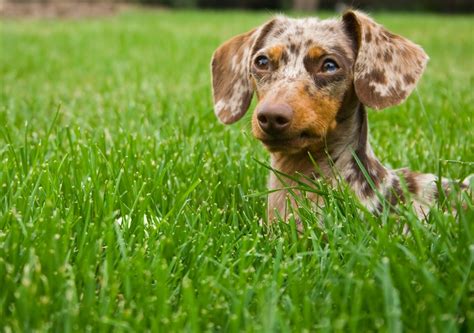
251;81;341;152
307;46;325;59
289;84;340;138
267;45;285;63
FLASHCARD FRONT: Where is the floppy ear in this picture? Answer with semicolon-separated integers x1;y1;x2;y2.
211;19;276;124
342;10;429;110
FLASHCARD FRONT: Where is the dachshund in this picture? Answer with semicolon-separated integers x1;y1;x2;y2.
211;10;472;224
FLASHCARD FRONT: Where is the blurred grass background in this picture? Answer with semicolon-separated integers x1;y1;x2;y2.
0;9;473;332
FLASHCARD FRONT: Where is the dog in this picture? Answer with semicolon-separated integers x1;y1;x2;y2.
210;10;472;224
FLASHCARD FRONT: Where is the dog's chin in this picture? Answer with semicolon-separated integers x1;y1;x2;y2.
258;135;322;154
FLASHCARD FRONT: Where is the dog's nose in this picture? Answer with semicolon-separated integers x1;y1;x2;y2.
257;103;293;135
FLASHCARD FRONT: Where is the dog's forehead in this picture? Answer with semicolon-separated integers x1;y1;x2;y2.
264;17;352;54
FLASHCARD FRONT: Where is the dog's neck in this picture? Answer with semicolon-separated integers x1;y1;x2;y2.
270;103;383;178
268;103;392;214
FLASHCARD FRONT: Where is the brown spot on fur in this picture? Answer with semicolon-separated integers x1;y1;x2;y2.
365;30;372;42
388;178;405;205
403;171;419;194
384;50;393;62
289;43;297;54
369;68;387;84
360;181;374;197
280;51;289;64
403;74;415;85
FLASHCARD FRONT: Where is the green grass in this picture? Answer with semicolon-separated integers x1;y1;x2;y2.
1;9;473;332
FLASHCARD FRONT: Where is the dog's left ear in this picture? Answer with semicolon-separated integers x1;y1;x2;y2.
342;10;428;110
211;19;277;124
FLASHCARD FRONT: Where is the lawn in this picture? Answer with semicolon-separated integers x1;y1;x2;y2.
1;9;473;332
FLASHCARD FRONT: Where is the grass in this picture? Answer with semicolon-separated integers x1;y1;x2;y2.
1;9;473;332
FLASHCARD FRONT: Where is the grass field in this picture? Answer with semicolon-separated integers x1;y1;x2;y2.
1;9;473;332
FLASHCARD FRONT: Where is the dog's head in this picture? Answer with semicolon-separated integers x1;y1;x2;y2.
211;11;428;153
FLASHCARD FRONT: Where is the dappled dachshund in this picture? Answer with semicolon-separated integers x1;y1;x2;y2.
211;10;472;224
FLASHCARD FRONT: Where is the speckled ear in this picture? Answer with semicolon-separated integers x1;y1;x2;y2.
342;10;429;110
211;19;277;124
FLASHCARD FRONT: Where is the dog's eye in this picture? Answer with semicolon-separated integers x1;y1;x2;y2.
321;59;339;73
254;55;270;70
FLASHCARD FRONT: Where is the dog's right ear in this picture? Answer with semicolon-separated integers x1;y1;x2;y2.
211;19;277;124
342;10;428;110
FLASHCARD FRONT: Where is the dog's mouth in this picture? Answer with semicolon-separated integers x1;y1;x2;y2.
259;131;321;152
